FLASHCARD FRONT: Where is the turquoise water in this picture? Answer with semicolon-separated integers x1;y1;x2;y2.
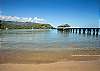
0;29;100;50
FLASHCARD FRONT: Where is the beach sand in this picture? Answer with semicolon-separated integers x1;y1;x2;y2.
0;61;100;71
0;48;100;71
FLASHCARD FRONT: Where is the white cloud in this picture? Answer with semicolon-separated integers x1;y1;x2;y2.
33;17;46;23
0;15;49;24
34;17;45;21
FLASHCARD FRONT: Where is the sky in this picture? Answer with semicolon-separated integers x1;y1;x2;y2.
0;0;99;27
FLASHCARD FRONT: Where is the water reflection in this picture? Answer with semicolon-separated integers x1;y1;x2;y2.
57;29;99;38
57;30;70;37
0;29;100;49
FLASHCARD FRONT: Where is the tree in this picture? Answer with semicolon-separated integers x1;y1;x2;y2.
58;24;70;27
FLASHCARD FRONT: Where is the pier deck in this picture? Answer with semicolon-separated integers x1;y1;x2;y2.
57;27;100;35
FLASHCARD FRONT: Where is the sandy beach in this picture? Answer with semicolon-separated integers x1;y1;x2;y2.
0;48;100;71
0;60;100;71
0;48;100;63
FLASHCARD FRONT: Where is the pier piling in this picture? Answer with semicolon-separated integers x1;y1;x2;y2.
57;28;100;35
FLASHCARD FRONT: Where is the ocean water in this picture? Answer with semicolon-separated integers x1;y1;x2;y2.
0;29;100;50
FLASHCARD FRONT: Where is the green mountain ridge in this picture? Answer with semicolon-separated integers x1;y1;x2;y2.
0;20;54;29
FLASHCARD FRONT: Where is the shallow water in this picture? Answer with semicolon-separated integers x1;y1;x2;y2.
0;29;100;63
0;29;100;50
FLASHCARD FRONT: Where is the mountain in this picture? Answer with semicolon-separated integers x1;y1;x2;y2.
0;20;54;29
0;15;55;29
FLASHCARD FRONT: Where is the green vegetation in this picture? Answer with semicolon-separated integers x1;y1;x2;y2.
32;24;53;29
58;24;70;27
0;20;54;29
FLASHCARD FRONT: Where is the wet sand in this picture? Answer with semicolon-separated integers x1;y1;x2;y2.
0;48;100;63
0;61;100;71
0;48;100;71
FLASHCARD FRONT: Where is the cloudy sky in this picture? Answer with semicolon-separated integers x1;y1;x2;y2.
0;0;99;27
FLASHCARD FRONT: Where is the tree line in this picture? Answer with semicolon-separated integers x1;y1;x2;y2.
0;20;54;29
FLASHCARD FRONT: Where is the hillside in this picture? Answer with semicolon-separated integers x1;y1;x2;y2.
0;20;54;29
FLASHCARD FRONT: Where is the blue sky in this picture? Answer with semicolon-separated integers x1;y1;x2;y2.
0;0;99;27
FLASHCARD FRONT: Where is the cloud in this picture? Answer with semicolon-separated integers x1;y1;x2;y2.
33;17;46;23
0;15;49;24
34;17;45;21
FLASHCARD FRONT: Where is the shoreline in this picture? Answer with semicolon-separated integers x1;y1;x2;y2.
0;48;100;71
0;48;100;64
0;60;100;71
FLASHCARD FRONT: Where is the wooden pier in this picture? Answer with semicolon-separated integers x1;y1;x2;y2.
57;27;100;35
